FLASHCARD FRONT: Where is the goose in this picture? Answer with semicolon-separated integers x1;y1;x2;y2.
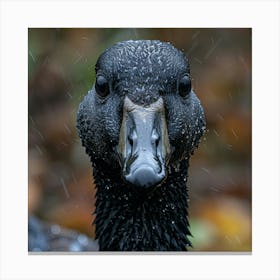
77;40;206;251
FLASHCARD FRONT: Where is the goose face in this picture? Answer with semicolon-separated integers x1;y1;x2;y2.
77;40;205;190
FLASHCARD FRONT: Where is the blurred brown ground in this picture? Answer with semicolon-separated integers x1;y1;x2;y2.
28;28;251;251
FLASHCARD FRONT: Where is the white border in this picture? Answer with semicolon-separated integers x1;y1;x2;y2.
1;0;279;279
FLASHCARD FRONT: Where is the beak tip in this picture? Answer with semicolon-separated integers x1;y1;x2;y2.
124;165;165;189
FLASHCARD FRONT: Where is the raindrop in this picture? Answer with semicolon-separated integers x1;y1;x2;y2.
210;186;220;192
216;113;224;121
193;57;202;65
29;115;36;126
71;173;77;184
28;50;36;62
224;235;232;244
64;123;72;135
213;129;220;137
231;128;238;140
66;92;73;99
235;235;241;244
35;145;43;155
227;144;233;150
201;167;211;175
60;178;70;199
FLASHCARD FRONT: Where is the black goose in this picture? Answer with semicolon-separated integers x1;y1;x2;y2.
77;40;206;251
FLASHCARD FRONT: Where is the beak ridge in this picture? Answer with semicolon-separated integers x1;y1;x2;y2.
118;97;170;189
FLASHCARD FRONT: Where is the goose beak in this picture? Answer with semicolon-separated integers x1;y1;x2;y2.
118;97;171;189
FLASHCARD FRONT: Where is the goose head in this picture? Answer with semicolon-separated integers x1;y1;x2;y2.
77;40;205;191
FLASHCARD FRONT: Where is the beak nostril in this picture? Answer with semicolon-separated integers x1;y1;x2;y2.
128;129;137;148
128;135;133;147
155;137;160;147
151;129;160;147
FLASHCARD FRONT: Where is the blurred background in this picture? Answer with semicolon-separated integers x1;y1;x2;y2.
28;28;251;251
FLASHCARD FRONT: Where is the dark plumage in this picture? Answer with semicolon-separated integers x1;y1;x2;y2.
77;40;206;251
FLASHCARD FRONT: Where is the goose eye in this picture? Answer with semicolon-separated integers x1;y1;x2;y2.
178;75;191;97
95;75;109;98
